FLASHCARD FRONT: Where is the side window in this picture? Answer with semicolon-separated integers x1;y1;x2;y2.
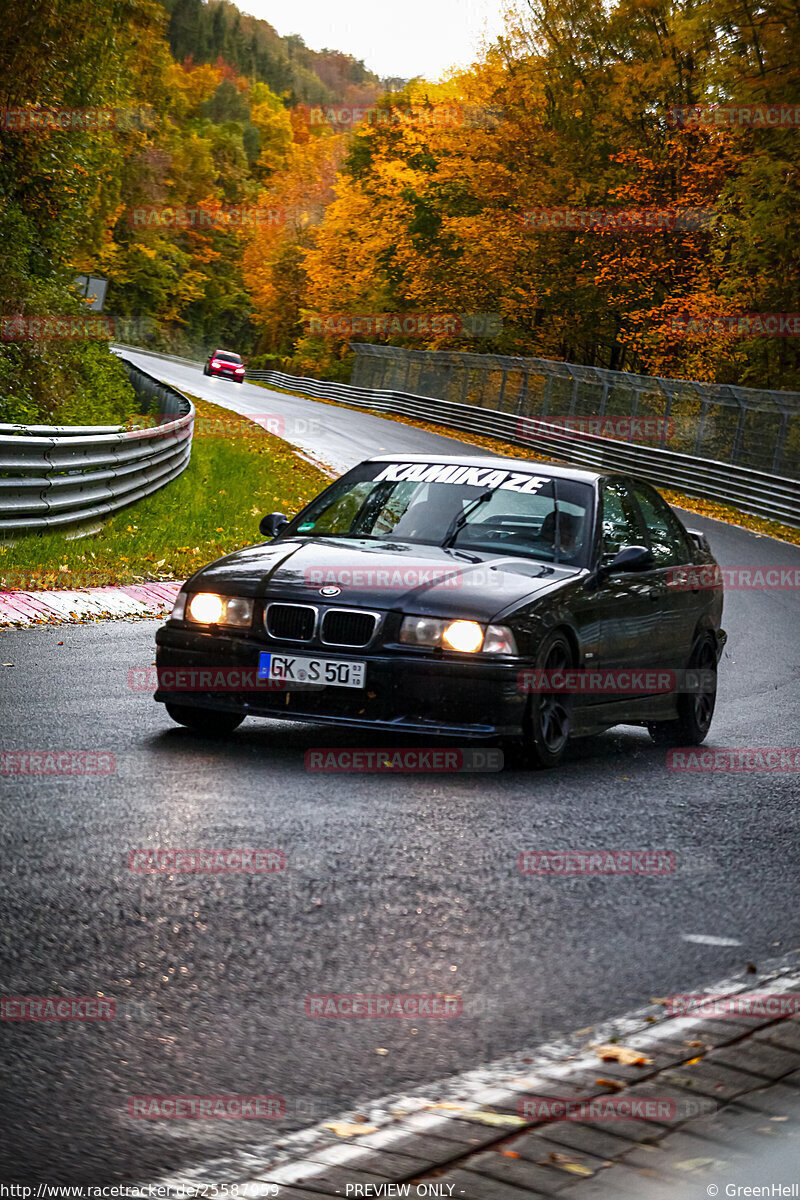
630;485;690;566
600;480;643;557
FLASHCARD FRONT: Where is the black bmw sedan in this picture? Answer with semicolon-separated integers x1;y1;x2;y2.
154;454;726;767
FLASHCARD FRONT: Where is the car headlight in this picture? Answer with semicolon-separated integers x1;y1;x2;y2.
443;619;484;652
184;592;254;628
399;616;518;655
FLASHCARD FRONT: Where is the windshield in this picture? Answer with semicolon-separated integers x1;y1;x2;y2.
284;461;594;566
213;351;242;363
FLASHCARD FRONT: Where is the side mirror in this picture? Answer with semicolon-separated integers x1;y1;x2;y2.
604;545;654;576
259;511;289;539
587;545;654;589
687;529;710;554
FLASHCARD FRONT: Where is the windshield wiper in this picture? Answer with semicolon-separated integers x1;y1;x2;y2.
441;489;494;549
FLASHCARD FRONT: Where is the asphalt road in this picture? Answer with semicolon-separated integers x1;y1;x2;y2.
116;347;485;473
1;350;799;1183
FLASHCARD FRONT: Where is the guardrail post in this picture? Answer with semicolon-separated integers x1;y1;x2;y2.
772;406;789;476
729;397;748;466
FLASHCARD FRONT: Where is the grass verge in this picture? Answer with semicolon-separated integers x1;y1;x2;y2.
254;382;800;546
0;395;330;591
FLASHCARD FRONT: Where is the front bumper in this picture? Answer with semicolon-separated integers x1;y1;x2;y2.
154;624;526;739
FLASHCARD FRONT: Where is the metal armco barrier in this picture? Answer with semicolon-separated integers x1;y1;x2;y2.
0;356;193;533
246;367;800;527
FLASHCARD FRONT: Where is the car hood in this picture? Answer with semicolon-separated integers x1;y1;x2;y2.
187;537;582;622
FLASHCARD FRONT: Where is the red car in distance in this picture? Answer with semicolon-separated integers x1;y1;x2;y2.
203;349;245;382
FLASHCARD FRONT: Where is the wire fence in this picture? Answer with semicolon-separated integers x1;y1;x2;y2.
246;366;800;527
349;344;800;480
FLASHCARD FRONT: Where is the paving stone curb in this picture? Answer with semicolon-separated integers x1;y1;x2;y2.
132;952;800;1198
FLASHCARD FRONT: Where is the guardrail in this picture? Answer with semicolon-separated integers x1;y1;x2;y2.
246;368;800;527
111;343;205;370
0;356;194;534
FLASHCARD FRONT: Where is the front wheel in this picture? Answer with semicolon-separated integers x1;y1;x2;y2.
648;636;717;747
521;630;574;768
202;365;209;376
165;703;244;735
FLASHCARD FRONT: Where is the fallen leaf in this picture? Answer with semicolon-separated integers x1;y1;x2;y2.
543;1153;594;1177
428;1103;525;1127
322;1121;379;1138
375;1048;388;1055
685;1056;704;1065
501;1151;520;1158
595;1078;625;1090
592;1044;652;1065
673;1157;722;1173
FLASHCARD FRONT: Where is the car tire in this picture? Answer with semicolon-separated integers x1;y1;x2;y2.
521;630;574;769
202;365;209;376
165;703;244;735
648;635;717;747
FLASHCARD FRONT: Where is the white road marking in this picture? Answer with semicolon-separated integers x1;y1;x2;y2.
682;933;743;946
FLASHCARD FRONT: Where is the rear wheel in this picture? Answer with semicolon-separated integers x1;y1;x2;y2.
648;636;717;746
165;703;244;735
521;630;573;768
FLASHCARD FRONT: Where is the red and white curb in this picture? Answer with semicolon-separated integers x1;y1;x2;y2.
0;581;182;627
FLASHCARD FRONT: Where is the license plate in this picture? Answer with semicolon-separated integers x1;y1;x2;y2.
258;652;366;689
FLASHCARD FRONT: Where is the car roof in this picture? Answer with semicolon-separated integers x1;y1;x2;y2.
366;452;602;484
